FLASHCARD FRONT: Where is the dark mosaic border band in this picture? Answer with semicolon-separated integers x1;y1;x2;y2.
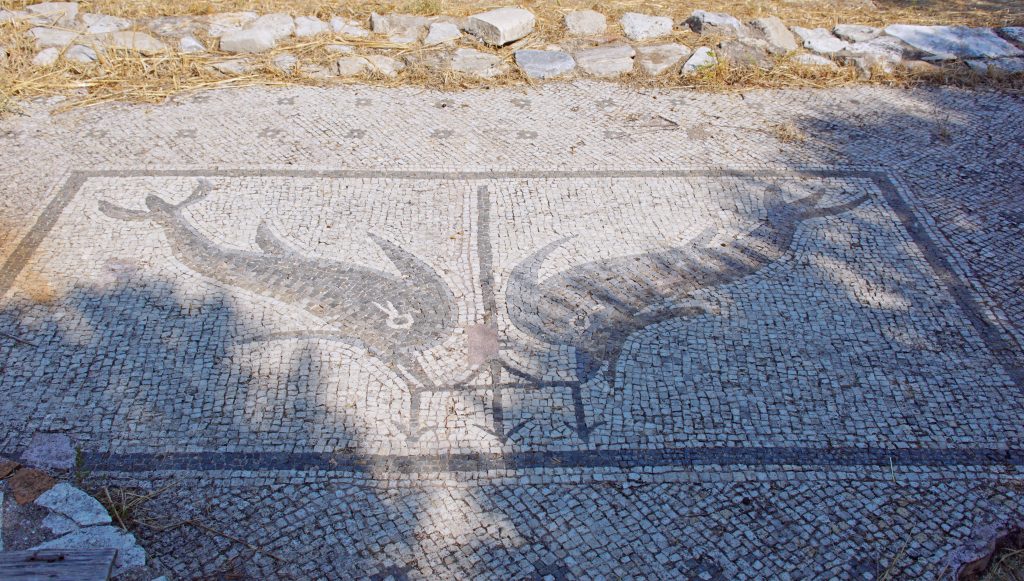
2;168;1022;474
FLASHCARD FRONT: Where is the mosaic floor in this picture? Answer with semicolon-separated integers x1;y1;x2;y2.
0;83;1022;579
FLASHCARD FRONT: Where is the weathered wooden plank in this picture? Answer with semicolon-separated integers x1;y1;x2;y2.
0;548;116;580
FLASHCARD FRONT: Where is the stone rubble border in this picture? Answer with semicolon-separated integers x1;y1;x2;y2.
0;2;1022;86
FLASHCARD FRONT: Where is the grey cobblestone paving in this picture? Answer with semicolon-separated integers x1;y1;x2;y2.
0;82;1022;578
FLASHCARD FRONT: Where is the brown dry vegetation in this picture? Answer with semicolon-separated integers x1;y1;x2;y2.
0;0;1022;113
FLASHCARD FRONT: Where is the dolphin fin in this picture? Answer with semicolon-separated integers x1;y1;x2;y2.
255;222;294;256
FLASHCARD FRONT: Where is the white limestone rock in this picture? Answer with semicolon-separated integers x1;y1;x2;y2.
325;44;355;54
65;43;97;63
884;24;1023;60
366;54;405;77
220;28;276;53
747;17;798;54
36;484;112;526
424;22;460;46
80;13;131;34
564;10;606;36
968;57;1024;76
1000;27;1024;46
792;27;850;55
334;56;370;76
31;526;146;576
179;35;205;53
450;47;506;78
793;53;836;67
294;16;328;38
0;10;25;24
833;24;881;43
575;43;635;77
370;13;429;34
93;30;167;54
515;49;575;79
206;12;258;38
42;513;79;535
685;11;747;37
30;27;81;48
465;8;535;46
681;46;717;74
210;58;251;75
717;38;773;69
635;43;691;75
247;13;294;41
620;12;672;41
146;16;203;38
330;17;369;37
272;53;298;74
32;46;60;66
25;2;78;27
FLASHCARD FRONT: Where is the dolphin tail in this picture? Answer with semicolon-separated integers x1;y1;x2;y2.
99;179;213;222
506;236;575;342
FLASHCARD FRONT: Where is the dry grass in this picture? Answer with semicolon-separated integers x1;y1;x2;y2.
981;548;1024;581
0;0;1022;113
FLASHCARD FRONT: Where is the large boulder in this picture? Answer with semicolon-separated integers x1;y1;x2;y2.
564;10;606;36
465;8;535;46
792;27;850;55
451;47;507;77
884;24;1023;60
515;49;575;78
681;46;718;74
685;11;747;37
833;24;882;43
25;2;78;27
620;12;672;41
575;43;635;77
247;13;295;41
219;28;277;53
717;38;773;69
635;43;691;75
747;17;798;54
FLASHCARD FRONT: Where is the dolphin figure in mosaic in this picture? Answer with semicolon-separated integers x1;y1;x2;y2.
98;181;456;389
506;184;869;388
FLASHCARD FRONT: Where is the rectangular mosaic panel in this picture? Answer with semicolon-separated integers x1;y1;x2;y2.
0;169;1021;472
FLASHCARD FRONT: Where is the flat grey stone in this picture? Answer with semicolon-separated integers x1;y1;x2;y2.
792;27;850;55
748;17;798;54
31;526;146;575
32;47;60;66
272;53;298;74
334;56;370;76
515;49;575;79
179;35;205;53
206;12;258;38
325;44;355;54
450;47;506;78
220;28;277;53
686;11;747;37
793;53;836;67
833;24;882;43
366;55;405;77
211;58;251;75
36;483;111;526
1000;27;1024;46
92;31;168;54
80;13;132;34
247;13;295;41
65;44;98;63
968;57;1024;76
620;12;672;41
424;22;460;46
635;43;691;75
841;35;919;64
294;16;328;38
21;433;75;469
25;2;77;27
717;38;773;69
465;8;535;46
565;10;606;36
42;513;79;535
330;17;369;37
681;46;718;74
30;27;81;49
575;44;635;77
884;24;1024;60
